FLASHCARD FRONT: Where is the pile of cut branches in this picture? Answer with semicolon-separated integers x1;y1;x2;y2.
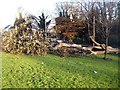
2;18;48;56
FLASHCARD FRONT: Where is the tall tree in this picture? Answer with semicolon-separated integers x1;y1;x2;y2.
32;13;51;38
99;2;117;59
78;1;117;58
55;2;86;43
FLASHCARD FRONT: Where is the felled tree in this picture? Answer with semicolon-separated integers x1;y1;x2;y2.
2;13;48;56
79;1;118;59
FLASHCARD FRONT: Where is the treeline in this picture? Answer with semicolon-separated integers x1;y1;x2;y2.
1;1;120;57
55;1;119;48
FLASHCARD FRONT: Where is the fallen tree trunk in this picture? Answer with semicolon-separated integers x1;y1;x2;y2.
89;36;105;49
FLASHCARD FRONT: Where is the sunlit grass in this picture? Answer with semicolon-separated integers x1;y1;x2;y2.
2;52;119;88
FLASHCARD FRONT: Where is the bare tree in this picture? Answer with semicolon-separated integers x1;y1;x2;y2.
55;1;118;58
56;2;82;19
78;1;104;46
98;2;117;59
78;1;117;58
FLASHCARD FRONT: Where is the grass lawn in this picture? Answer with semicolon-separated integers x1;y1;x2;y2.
2;52;119;88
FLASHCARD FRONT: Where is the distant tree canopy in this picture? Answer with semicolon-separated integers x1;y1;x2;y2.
55;1;118;46
31;13;51;39
55;2;86;43
55;16;86;43
55;1;119;59
31;13;51;31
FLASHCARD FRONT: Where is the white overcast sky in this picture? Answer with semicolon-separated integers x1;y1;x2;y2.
0;0;118;29
0;0;72;29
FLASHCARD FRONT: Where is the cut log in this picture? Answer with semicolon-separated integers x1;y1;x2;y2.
107;47;120;54
54;43;82;50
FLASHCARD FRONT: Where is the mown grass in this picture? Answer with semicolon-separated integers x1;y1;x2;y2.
2;52;119;88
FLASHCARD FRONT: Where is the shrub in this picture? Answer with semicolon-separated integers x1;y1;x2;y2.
2;18;48;56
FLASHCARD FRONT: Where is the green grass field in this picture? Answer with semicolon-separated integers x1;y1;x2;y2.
2;52;119;88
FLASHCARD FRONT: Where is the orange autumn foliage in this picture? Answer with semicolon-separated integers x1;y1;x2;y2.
55;16;86;42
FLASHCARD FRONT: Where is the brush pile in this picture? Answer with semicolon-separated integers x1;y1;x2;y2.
2;18;48;56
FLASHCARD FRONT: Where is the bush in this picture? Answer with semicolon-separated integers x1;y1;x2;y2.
73;37;89;45
2;19;48;56
73;37;82;44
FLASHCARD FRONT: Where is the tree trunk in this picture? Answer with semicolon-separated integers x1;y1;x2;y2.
93;16;95;47
104;27;108;59
88;21;90;38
